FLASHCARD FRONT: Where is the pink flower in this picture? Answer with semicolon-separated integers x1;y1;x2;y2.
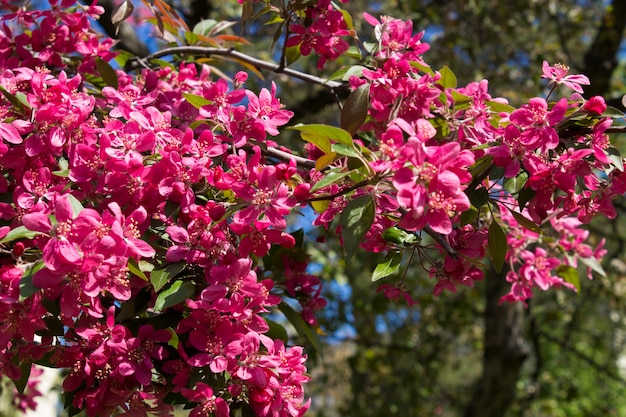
541;61;590;93
519;248;562;291
22;194;83;271
181;383;230;417
510;97;567;151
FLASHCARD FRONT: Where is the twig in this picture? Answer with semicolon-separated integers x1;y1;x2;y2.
559;125;626;138
262;146;316;169
306;179;371;202
127;46;347;90
423;224;457;258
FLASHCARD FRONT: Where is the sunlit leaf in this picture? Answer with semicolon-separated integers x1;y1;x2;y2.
315;152;337;171
556;265;580;293
0;226;40;244
503;172;529;194
154;280;195;311
311;199;330;213
311;170;351;192
183;92;212;109
128;258;148;282
289;124;354;147
381;227;418;245
437;65;457;89
372;251;403;281
486;100;515;114
151;262;186;292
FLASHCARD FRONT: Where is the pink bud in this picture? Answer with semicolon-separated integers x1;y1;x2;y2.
583;96;607;115
293;183;311;201
12;242;24;258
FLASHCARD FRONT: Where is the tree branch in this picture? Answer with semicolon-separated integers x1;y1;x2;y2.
127;46;348;90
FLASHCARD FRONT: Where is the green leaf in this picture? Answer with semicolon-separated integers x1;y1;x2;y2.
488;220;507;273
340;9;355;31
331;143;361;158
469;155;493;178
556;265;580;293
285;44;301;66
183;92;212;109
66;194;84;217
509;210;542;234
468;187;489;209
128;258;148;281
340;195;376;261
580;256;607;277
265;318;289;343
277;302;322;358
311;170;351;192
410;61;434;75
315;151;337;171
517;187;535;210
193;19;217;36
460;207;479;227
601;106;625;118
12;361;31;394
150;262;186;292
607;147;624;171
486;100;515;114
451;90;472;110
0;225;41;244
167;328;179;349
0;85;30;114
341;83;370;135
289;124;354;148
21;262;44;300
154;280;195;311
372;251;403;281
437;65;457;89
503;172;529;194
381;227;417;245
95;58;118;89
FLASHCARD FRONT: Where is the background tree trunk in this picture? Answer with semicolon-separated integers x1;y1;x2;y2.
463;270;528;417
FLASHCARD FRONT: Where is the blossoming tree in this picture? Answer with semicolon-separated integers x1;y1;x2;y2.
0;0;624;416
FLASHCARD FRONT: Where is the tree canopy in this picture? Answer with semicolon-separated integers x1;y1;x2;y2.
0;1;625;417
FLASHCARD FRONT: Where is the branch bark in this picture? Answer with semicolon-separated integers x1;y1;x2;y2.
127;46;348;91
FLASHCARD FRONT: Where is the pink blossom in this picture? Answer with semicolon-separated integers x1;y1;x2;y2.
541;61;590;93
510;97;567;151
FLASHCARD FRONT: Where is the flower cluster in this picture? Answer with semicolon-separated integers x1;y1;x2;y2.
286;0;353;69
0;2;317;416
0;0;623;415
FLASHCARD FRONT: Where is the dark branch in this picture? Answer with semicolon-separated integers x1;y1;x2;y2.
127;46;348;90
